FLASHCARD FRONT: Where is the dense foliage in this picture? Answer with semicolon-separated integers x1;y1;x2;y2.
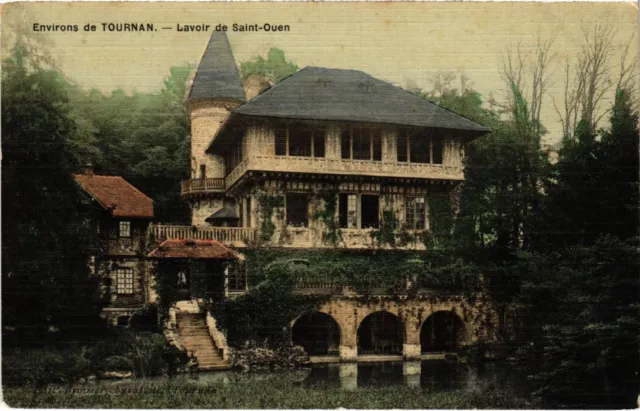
1;45;103;334
239;48;299;82
213;263;325;347
422;72;639;408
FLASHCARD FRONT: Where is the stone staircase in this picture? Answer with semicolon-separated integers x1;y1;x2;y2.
176;312;229;370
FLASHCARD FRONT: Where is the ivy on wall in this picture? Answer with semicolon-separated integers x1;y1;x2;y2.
212;263;327;348
427;194;455;249
312;189;342;246
371;209;400;247
153;262;177;324
257;194;284;242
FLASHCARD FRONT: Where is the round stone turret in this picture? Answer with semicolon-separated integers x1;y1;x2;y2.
184;31;245;226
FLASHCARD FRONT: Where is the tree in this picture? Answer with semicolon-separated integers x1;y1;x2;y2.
517;89;639;408
1;45;102;335
518;237;639;408
239;48;298;83
544;88;639;247
554;21;638;139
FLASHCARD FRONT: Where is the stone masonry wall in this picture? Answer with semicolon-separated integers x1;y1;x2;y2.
296;296;500;360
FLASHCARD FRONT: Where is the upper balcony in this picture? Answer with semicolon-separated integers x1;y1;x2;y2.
225;155;464;190
181;178;225;197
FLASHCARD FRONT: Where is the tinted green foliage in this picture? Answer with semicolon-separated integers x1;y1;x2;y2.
1;45;103;334
516;237;639;408
213;267;325;348
65;65;192;222
239;48;299;82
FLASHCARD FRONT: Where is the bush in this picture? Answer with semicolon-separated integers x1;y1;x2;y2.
3;329;191;386
129;304;159;332
2;346;94;386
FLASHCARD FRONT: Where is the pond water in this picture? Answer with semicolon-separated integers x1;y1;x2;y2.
101;360;527;395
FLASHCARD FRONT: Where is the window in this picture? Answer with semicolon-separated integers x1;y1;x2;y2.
274;124;325;158
200;164;207;179
286;193;309;227
339;193;358;228
115;268;134;295
405;197;427;230
361;195;380;229
289;125;312;157
341;127;382;161
432;135;444;164
397;134;408;162
227;263;247;292
275;128;287;156
339;194;379;228
397;131;445;165
410;132;430;164
224;141;243;176
119;221;131;238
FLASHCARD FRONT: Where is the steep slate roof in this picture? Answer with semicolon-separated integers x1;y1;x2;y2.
208;67;489;151
147;239;240;260
205;206;239;222
187;31;245;102
73;174;154;218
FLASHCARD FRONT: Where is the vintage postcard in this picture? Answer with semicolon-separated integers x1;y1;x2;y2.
2;1;638;409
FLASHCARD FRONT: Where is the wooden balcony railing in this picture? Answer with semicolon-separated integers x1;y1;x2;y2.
149;224;257;246
181;178;225;196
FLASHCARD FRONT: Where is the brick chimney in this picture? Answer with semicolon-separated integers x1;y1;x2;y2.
83;162;94;176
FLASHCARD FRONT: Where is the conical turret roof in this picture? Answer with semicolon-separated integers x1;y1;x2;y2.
188;31;245;102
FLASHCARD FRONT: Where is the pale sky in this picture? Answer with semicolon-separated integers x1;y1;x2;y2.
2;2;637;144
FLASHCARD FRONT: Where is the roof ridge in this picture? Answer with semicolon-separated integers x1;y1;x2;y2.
375;75;491;130
116;175;154;203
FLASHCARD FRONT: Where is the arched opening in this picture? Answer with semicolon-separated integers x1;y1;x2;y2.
420;310;466;352
357;311;404;355
292;312;340;356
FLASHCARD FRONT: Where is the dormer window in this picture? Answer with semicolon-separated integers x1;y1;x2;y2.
119;221;131;238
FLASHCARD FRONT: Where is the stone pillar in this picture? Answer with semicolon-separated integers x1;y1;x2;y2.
403;361;421;388
403;343;421;360
339;344;357;361
339;363;358;391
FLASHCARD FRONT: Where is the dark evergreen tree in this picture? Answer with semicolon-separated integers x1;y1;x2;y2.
2;45;102;336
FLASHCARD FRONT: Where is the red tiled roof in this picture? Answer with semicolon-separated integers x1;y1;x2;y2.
73;174;154;218
147;239;240;260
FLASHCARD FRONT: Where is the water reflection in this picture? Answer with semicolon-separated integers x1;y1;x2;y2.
302;360;523;393
94;360;524;395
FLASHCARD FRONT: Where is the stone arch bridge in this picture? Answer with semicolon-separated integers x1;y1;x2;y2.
290;295;501;361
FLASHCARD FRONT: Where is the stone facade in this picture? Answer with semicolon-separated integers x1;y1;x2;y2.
292;295;500;361
95;219;151;325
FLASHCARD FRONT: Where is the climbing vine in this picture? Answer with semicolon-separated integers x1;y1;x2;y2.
153;262;177;324
312;190;342;246
257;194;284;242
212;262;328;348
425;194;454;249
371;209;400;247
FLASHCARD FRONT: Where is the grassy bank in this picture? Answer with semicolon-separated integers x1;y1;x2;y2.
3;378;536;409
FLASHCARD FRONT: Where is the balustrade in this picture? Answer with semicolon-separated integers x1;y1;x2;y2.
149;224;256;245
181;178;225;195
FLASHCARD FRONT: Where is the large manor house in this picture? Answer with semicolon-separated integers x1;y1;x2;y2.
75;32;497;370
